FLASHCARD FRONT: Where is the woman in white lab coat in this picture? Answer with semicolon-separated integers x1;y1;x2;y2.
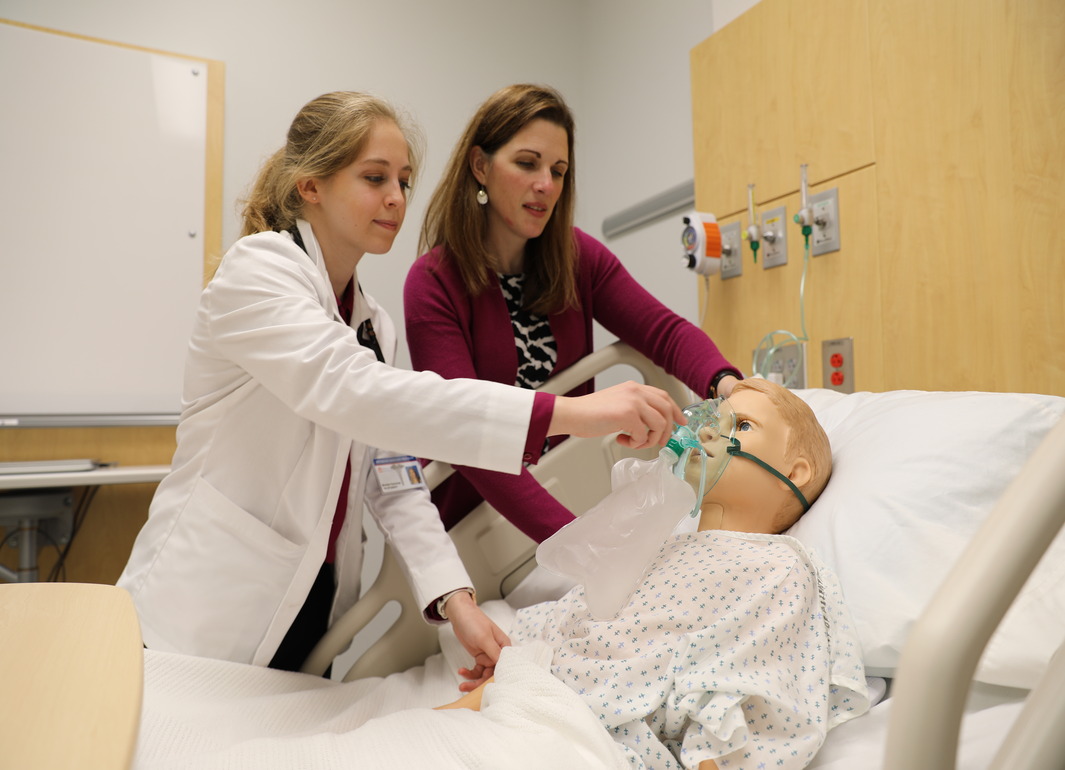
117;92;681;681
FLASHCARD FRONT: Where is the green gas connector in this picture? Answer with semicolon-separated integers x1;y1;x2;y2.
794;213;813;249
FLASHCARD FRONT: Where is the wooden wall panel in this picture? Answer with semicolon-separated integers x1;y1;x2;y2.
690;0;876;216
692;0;1065;396
700;167;884;389
869;0;1065;393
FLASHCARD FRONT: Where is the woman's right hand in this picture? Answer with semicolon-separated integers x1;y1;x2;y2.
549;381;685;451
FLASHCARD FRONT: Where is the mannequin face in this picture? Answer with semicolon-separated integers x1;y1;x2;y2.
693;388;800;534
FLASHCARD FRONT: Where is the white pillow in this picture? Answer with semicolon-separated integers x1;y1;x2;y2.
787;388;1065;689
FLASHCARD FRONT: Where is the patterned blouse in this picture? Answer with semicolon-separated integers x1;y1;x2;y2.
498;273;557;389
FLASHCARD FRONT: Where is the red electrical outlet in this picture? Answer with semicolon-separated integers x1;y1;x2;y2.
821;338;854;394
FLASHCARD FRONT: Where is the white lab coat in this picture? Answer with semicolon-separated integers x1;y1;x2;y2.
118;220;536;666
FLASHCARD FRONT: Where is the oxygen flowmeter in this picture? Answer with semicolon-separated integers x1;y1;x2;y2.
680;210;722;276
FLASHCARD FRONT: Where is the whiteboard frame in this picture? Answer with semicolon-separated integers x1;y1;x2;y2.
0;20;224;428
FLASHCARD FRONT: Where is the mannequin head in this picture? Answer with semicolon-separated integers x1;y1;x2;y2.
687;379;832;534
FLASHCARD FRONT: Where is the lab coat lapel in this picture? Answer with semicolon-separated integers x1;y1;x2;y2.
294;218;347;325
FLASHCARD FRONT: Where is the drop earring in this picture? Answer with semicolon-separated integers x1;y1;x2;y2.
476;185;488;206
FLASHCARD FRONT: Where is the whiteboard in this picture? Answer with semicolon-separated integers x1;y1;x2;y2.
0;22;212;426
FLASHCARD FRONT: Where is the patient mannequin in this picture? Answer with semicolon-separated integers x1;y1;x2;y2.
438;379;868;770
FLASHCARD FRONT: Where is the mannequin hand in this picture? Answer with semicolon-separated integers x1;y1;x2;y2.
550;381;685;451
445;591;511;692
434;677;493;711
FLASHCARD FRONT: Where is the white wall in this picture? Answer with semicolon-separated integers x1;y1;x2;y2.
576;0;713;385
1;0;758;369
0;0;582;367
575;0;759;386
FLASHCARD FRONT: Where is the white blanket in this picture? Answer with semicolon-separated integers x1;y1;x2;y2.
133;595;1027;770
136;634;627;769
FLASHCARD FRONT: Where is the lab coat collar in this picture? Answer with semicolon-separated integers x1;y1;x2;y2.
293;218;349;325
291;219;393;357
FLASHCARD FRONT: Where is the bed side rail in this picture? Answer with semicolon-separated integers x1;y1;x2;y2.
302;342;689;680
884;414;1065;770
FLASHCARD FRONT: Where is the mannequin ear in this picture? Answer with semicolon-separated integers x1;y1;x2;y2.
468;146;489;185
787;456;813;491
296;177;320;204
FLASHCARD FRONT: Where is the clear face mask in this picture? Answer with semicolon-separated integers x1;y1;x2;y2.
664;396;810;515
662;397;736;517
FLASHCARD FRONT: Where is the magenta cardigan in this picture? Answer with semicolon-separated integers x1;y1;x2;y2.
403;228;741;543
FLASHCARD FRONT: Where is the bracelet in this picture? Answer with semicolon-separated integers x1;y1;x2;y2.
436;587;476;620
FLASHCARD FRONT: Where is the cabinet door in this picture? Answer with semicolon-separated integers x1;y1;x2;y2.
691;0;876;216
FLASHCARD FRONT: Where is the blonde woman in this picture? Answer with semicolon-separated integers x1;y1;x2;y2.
118;92;684;681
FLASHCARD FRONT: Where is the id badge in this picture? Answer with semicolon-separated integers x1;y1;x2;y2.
373;455;428;494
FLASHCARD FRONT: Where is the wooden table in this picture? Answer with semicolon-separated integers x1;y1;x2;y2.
0;465;169;581
0;582;143;769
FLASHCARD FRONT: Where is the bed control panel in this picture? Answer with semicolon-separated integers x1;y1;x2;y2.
822;337;855;393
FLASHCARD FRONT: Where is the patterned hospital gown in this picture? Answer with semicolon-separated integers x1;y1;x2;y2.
511;531;869;769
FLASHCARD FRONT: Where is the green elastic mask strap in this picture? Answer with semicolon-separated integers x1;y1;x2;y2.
725;437;810;513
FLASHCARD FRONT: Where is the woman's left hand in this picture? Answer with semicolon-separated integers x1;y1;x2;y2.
445;591;512;691
714;375;741;399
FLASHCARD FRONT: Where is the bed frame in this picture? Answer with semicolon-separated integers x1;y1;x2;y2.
885;412;1065;770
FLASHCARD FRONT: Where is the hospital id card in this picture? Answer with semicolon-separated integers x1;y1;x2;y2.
372;455;428;493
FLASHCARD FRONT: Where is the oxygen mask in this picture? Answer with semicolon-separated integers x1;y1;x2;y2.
662;397;737;517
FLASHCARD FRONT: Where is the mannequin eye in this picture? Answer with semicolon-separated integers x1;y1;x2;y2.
737;419;753;432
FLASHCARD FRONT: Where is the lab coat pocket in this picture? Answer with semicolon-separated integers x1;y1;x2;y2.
142;477;305;663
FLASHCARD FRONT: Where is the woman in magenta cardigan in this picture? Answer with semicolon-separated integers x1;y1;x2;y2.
404;84;741;543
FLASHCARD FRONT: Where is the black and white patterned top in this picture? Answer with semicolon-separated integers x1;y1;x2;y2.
498;273;557;389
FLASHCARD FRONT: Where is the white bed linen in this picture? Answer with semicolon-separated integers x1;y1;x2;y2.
806;685;1026;770
789;388;1065;689
135;593;1027;770
136;622;627;769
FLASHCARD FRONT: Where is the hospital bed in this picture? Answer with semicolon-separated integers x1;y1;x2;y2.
2;342;1063;769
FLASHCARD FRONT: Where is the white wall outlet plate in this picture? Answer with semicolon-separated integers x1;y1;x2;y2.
809;188;841;256
761;206;788;268
719;220;743;279
752;340;806;389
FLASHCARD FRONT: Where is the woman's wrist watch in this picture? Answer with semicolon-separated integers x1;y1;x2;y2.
709;370;739;399
436;587;476;620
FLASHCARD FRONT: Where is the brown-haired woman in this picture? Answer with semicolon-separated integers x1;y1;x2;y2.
405;83;742;544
